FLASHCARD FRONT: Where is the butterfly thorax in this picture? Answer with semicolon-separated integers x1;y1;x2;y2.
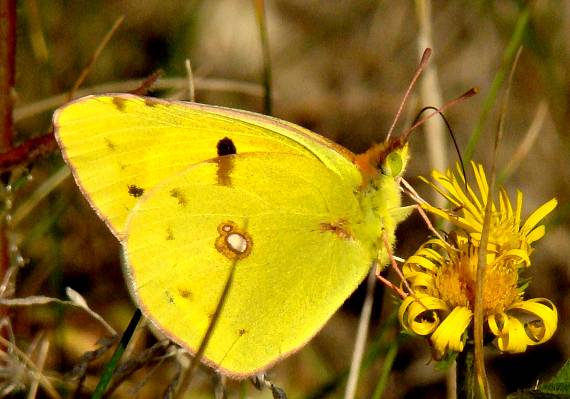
355;142;409;267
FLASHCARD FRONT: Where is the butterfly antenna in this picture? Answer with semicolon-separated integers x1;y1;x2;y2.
398;87;478;146
413;105;468;189
384;48;432;143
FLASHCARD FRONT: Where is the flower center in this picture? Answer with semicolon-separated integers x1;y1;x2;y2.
431;252;520;316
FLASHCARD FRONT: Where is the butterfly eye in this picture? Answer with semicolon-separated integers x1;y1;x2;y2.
381;151;404;177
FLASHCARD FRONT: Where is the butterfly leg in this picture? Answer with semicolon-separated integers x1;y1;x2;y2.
250;374;287;399
399;177;447;243
374;232;407;299
378;231;414;298
374;270;406;299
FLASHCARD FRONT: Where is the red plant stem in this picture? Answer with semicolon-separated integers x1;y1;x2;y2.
0;0;15;152
0;0;16;299
0;133;56;172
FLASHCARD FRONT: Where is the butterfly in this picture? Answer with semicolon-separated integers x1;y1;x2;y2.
52;66;432;375
53;94;412;377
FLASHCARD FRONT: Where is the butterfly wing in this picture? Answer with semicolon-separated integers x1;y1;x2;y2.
53;94;361;238
124;152;375;377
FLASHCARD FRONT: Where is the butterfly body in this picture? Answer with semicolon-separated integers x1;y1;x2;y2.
54;94;410;377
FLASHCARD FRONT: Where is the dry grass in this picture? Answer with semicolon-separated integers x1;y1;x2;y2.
5;1;570;398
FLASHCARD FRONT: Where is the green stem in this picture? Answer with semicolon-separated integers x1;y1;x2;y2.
253;0;272;116
463;5;530;164
91;308;142;399
456;343;476;399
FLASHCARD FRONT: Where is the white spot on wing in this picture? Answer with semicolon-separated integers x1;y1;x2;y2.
227;233;248;253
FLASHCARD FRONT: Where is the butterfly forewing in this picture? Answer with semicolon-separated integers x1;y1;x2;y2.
54;95;361;238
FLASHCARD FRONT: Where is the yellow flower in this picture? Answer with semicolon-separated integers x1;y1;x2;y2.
420;162;557;267
399;237;557;358
398;163;558;359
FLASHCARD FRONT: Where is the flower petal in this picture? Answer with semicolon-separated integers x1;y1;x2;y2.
494;316;529;353
525;225;545;244
488;311;509;336
514;190;523;229
430;306;472;358
508;298;558;345
496;248;531;267
473;162;490;210
399;295;449;336
421;204;477;232
521;198;557;236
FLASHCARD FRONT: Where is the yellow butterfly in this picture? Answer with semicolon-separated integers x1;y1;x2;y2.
53;93;411;377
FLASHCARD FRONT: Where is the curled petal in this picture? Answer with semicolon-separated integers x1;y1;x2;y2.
494;299;558;353
508;298;558;345
405;271;434;292
430;306;472;358
494;316;528;353
399;295;448;336
405;254;439;272
496;248;531;267
488;312;509;336
403;239;448;278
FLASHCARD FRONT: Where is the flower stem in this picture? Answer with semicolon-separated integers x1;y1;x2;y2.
456;343;476;399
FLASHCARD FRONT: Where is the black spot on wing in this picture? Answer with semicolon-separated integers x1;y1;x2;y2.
178;286;192;300
144;97;162;107
128;185;144;197
112;97;127;111
217;137;237;156
166;226;175;241
165;290;174;304
170;188;187;206
216;156;234;186
104;137;116;150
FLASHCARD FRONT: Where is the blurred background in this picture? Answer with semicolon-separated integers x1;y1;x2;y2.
7;1;570;398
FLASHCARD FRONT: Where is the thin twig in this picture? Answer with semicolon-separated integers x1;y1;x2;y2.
12;166;69;226
463;6;530;163
0;335;61;399
415;0;447;208
26;336;50;399
498;100;548;184
15;77;263;122
0;133;56;173
67;16;125;100
344;268;376;399
474;45;523;399
253;0;272;115
185;59;196;102
176;222;248;397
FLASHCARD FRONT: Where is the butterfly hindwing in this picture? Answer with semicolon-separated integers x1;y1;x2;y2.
124;152;374;376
